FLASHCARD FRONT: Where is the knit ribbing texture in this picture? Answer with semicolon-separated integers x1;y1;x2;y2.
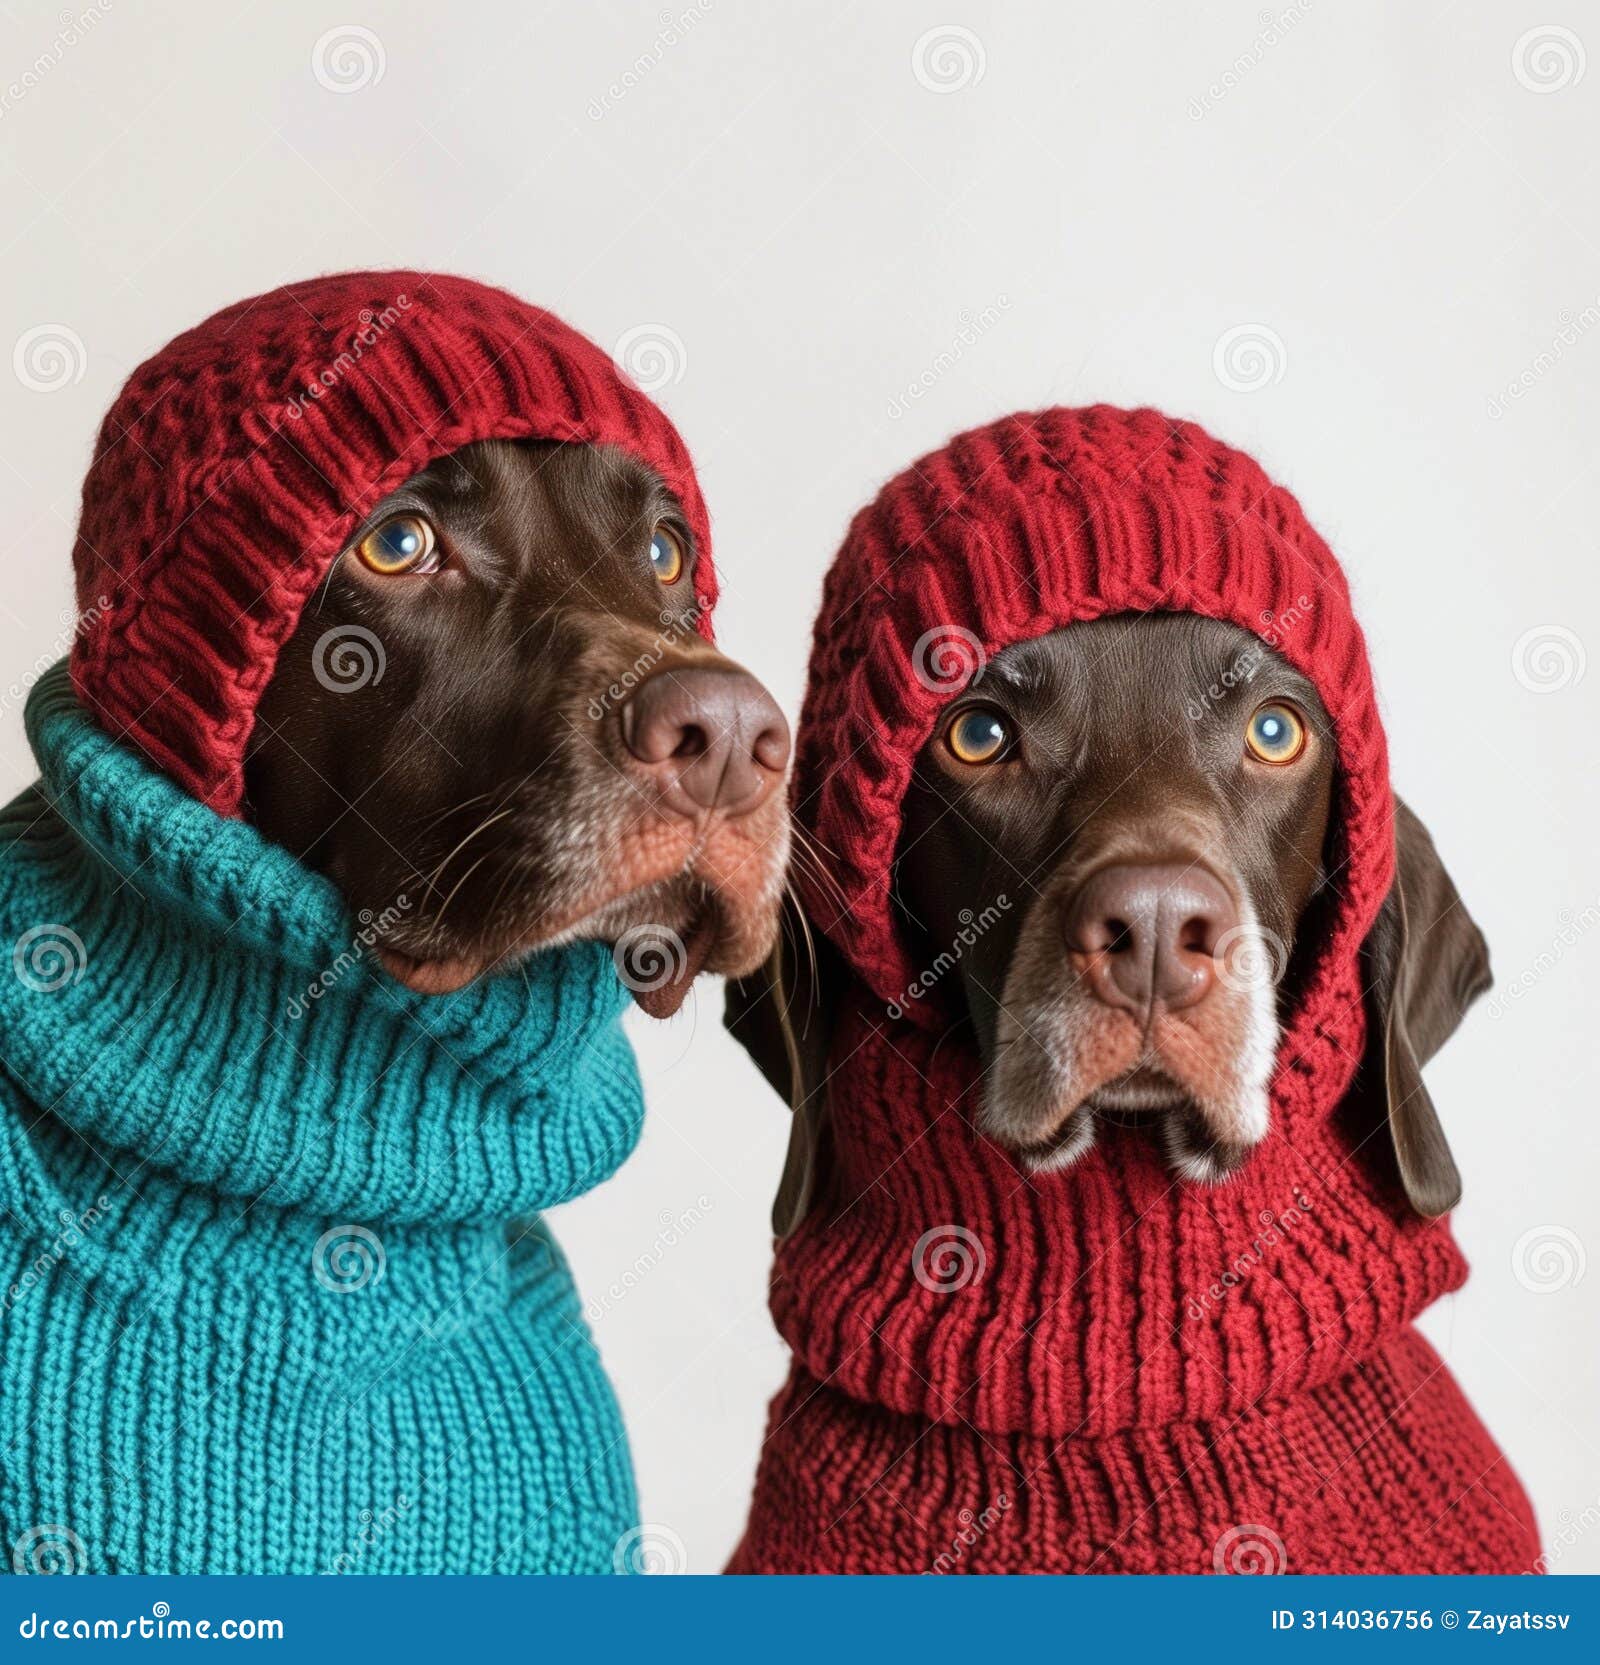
1;666;643;1574
68;270;717;816
735;406;1540;1575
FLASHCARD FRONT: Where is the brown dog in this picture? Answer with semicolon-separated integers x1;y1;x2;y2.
245;438;791;1012
723;615;1532;1574
735;614;1478;1235
900;613;1355;1186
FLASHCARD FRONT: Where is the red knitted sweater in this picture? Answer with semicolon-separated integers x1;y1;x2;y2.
730;407;1539;1575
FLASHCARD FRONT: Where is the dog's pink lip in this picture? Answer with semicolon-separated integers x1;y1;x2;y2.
1087;1061;1190;1112
1009;1105;1091;1158
628;910;718;1021
375;906;723;1011
374;946;490;996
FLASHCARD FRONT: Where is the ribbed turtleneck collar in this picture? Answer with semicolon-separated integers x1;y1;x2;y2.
770;967;1468;1442
0;664;643;1228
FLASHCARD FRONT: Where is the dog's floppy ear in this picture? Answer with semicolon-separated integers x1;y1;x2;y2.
1358;797;1491;1218
723;893;842;1239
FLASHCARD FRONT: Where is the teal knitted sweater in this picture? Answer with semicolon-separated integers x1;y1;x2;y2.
0;666;644;1575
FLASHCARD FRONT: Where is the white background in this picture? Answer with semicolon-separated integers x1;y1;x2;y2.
0;0;1595;1572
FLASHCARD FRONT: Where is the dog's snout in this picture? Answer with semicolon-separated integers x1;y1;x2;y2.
622;665;790;815
1063;862;1238;1015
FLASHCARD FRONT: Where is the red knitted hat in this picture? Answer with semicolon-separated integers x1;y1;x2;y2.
794;404;1393;1026
736;408;1547;1577
68;270;717;815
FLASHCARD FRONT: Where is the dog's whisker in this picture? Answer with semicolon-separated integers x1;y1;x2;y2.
785;826;851;913
418;808;515;909
427;849;498;937
778;878;821;1030
416;789;495;835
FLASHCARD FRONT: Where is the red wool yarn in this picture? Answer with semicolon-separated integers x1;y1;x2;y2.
731;406;1540;1575
68;270;716;815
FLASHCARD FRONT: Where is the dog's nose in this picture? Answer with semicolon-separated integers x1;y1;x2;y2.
622;666;790;815
1063;862;1238;1015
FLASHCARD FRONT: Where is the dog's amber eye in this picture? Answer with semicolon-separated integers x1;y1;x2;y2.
355;514;438;576
1245;702;1306;765
946;705;1010;765
650;526;685;585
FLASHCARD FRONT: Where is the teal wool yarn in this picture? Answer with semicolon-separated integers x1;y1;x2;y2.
0;665;644;1574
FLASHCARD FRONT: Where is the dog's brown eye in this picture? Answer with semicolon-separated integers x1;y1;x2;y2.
355;514;438;576
946;705;1010;765
1245;701;1306;765
650;526;685;585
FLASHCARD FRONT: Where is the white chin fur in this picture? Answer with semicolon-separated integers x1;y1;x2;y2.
986;896;1283;1180
1169;1142;1236;1185
1018;1112;1098;1174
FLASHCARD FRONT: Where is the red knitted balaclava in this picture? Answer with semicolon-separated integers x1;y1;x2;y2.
68;271;716;815
736;407;1539;1575
794;403;1391;1016
776;404;1467;1433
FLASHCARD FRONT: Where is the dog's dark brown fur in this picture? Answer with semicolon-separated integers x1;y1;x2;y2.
731;614;1486;1230
246;439;790;1011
